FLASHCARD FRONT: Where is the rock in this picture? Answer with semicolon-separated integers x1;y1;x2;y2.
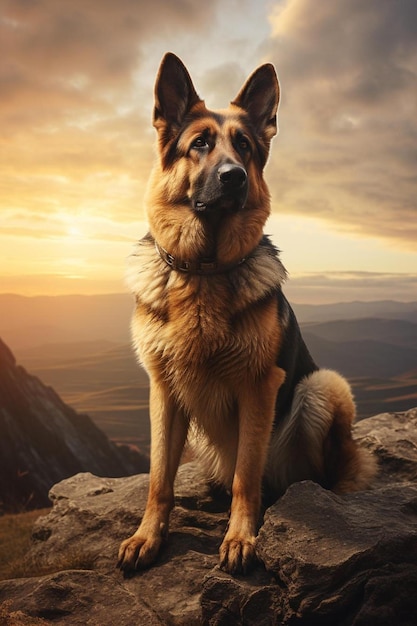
0;570;161;626
1;409;417;624
0;338;149;512
1;464;227;625
255;481;417;624
353;407;417;486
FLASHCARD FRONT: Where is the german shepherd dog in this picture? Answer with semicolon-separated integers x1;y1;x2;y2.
118;53;376;575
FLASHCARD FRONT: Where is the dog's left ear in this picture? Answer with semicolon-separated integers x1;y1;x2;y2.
153;53;202;135
232;64;280;141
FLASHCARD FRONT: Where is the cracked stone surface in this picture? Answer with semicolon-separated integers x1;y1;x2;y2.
1;409;417;625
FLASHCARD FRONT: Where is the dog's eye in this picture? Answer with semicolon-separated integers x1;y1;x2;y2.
191;136;209;150
237;136;250;152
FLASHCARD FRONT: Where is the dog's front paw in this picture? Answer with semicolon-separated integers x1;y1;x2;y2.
219;534;257;575
117;527;165;574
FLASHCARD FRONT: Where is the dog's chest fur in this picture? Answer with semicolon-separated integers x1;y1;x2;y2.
126;236;286;419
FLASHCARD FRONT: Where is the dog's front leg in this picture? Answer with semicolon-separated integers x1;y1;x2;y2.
219;366;285;575
118;378;188;573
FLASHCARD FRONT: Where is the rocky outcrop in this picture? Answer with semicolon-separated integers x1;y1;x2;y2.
0;338;148;512
0;408;416;625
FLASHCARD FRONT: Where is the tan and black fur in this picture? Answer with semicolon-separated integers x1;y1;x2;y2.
118;53;376;576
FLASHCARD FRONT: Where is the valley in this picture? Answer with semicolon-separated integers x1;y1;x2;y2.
1;294;416;453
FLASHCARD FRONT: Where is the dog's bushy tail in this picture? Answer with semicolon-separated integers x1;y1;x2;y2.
313;369;377;493
267;369;377;496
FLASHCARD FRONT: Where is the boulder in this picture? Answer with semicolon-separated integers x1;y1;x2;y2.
1;408;417;625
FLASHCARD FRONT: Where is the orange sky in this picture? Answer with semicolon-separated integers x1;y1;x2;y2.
1;0;416;303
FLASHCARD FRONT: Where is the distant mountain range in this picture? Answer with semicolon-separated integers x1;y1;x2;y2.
0;293;416;349
303;317;417;346
293;300;417;323
0;294;416;448
303;317;417;378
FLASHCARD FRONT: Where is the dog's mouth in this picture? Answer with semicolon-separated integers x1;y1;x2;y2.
192;197;245;214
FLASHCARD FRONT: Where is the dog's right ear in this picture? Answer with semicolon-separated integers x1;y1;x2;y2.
153;53;202;136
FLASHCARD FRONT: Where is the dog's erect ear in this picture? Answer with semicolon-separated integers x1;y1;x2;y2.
232;64;280;141
153;53;202;132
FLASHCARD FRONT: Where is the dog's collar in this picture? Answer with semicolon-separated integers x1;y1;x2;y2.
155;240;247;275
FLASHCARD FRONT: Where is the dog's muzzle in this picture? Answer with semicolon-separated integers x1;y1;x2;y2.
193;163;248;213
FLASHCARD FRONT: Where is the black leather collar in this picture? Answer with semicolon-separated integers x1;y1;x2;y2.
154;240;247;275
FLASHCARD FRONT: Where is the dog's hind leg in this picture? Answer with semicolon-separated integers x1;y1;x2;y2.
219;365;285;575
118;377;188;573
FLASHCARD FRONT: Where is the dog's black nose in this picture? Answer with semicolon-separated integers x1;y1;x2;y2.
218;164;247;189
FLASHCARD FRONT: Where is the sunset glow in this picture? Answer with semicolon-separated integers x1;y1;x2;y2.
1;0;416;303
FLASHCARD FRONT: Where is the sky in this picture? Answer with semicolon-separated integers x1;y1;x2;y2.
1;0;416;304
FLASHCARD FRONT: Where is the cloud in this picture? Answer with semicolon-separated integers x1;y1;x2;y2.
200;62;247;108
3;0;219;84
1;1;224;227
1;0;221;142
265;0;417;248
1;0;416;300
269;0;417;88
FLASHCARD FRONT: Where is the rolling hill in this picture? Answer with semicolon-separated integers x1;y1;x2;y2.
302;317;417;418
303;317;417;347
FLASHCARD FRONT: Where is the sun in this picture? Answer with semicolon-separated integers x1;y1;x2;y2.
66;225;83;239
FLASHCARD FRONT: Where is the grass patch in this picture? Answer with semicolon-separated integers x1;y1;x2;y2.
0;509;49;580
0;509;96;580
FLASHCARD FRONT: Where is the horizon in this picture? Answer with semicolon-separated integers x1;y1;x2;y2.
1;291;417;306
2;1;417;304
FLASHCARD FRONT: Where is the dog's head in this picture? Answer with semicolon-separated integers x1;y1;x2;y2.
146;53;280;264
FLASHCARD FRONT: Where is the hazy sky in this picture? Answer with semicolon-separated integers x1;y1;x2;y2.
1;0;416;303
